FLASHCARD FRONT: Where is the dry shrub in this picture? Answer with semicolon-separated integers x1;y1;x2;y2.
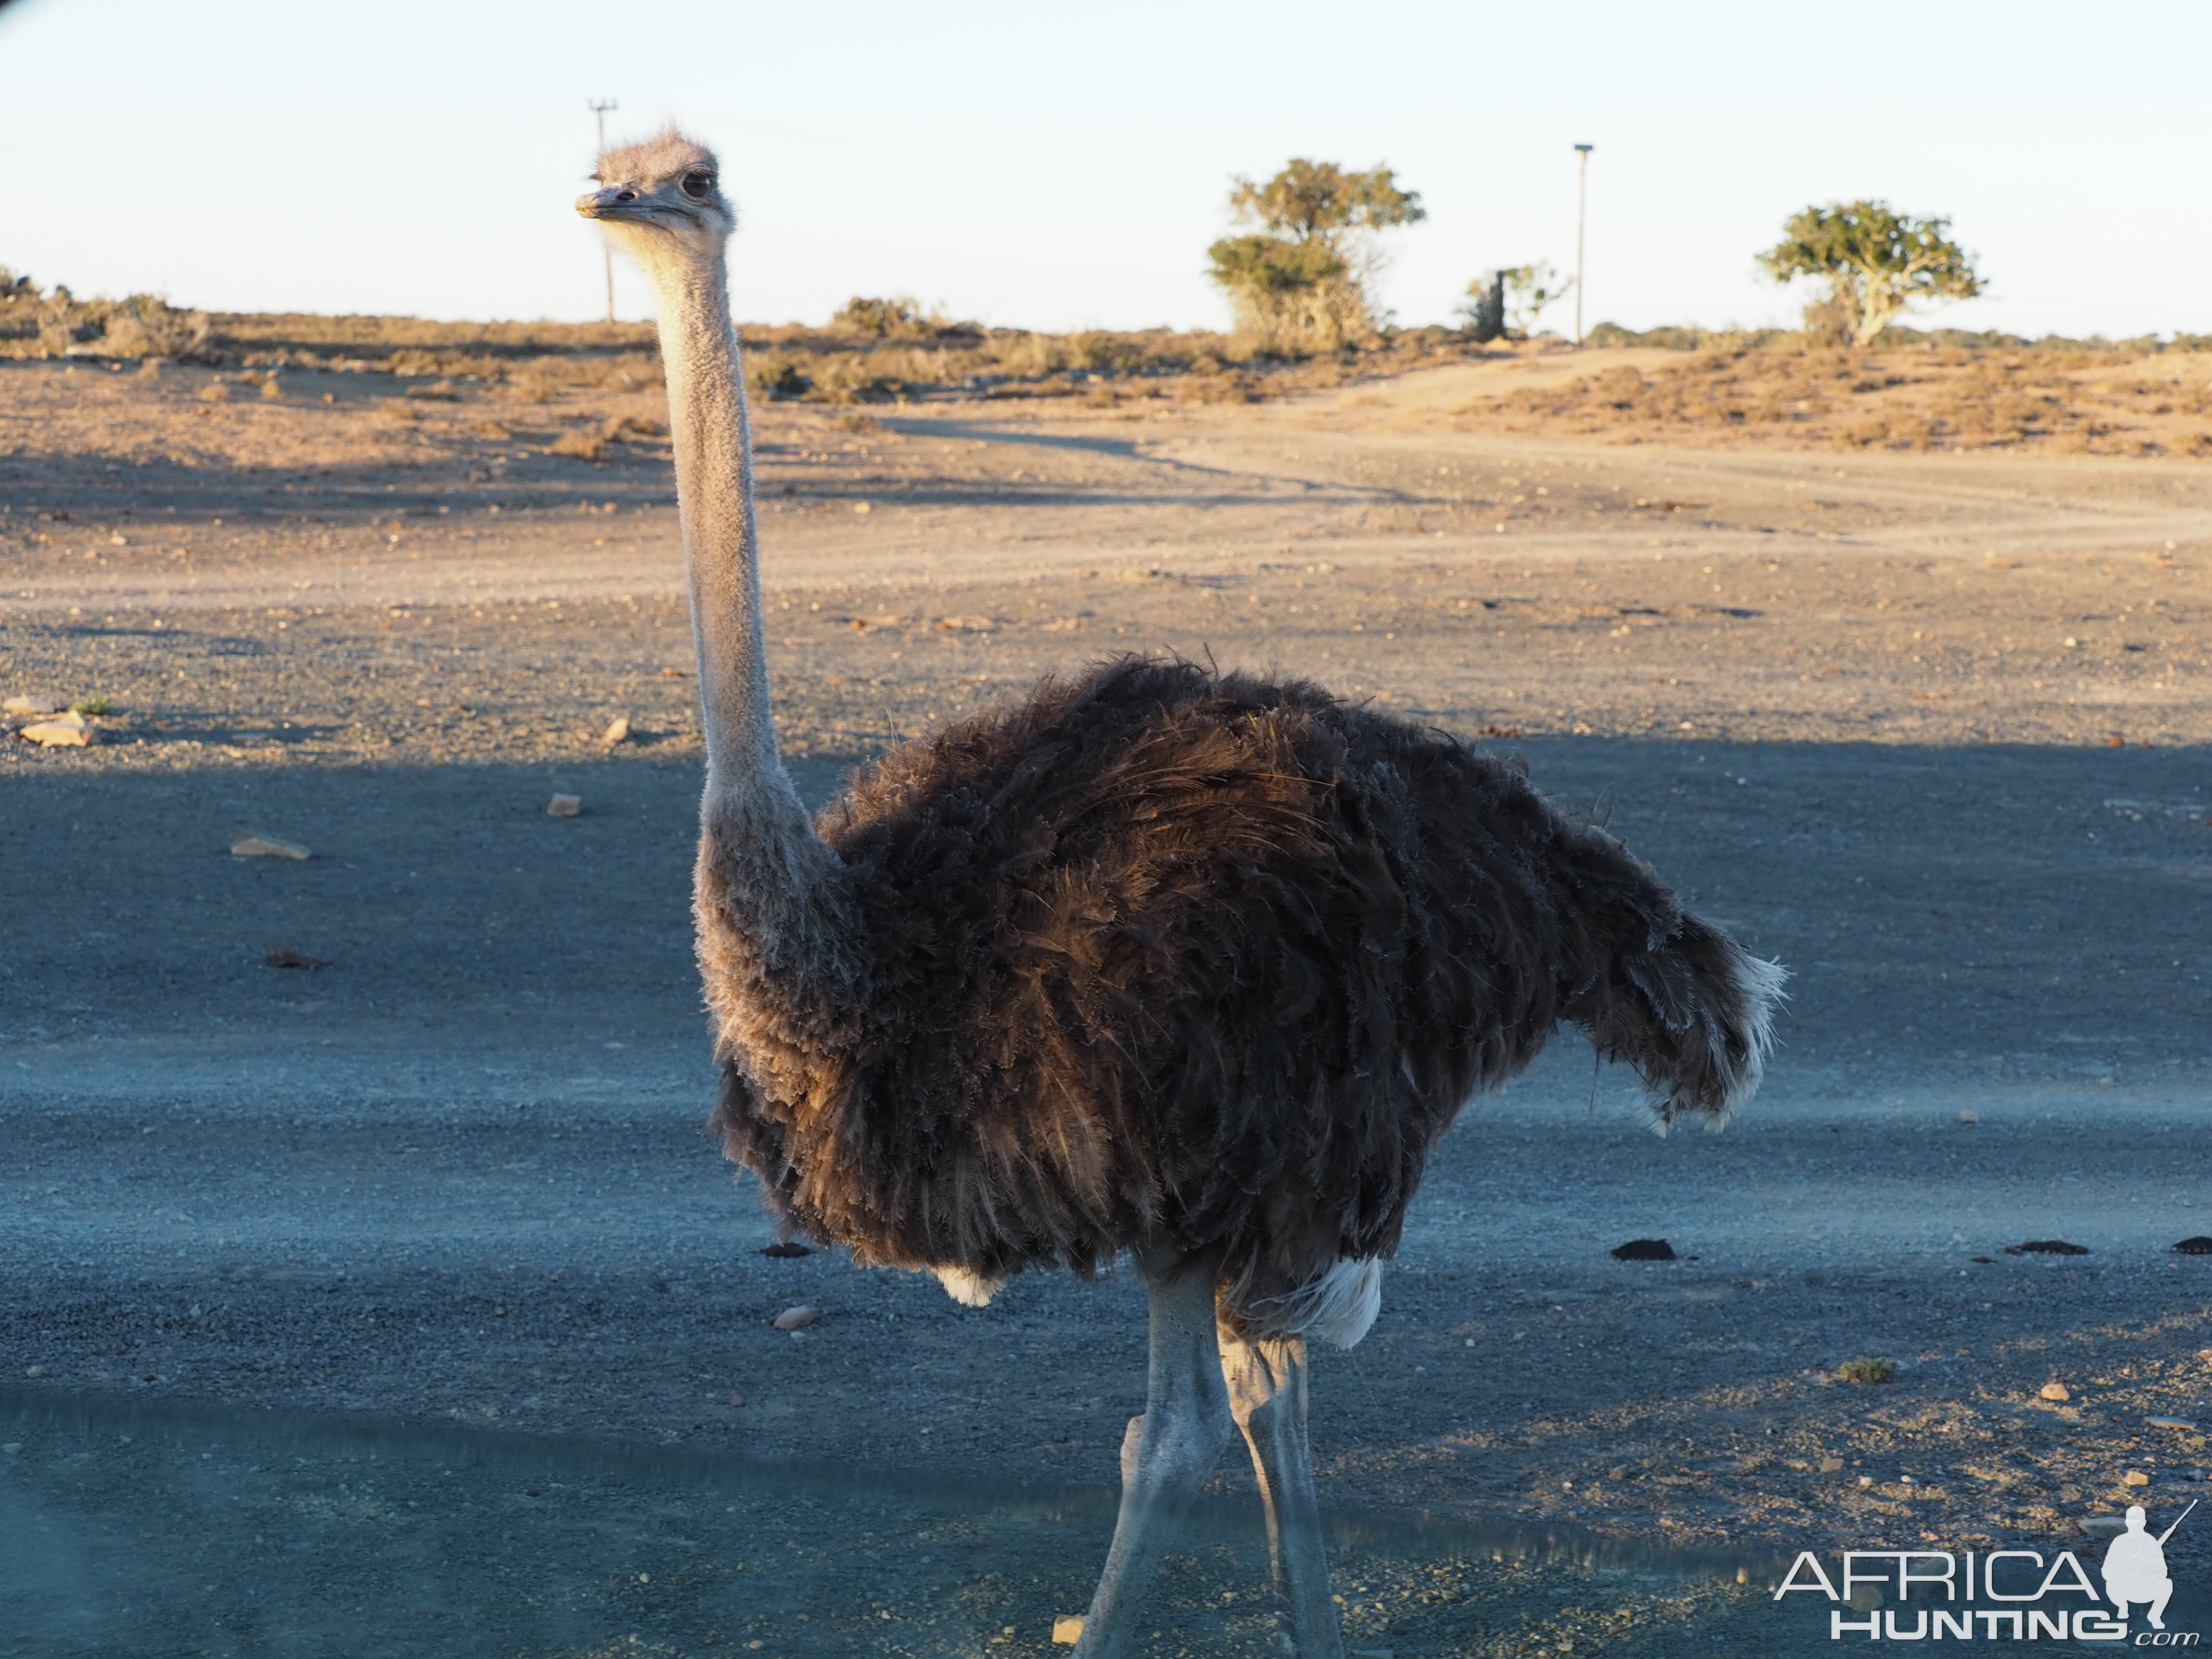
1225;275;1372;358
95;297;213;361
549;429;606;461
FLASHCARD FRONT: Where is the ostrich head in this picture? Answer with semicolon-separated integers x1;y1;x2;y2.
577;128;733;276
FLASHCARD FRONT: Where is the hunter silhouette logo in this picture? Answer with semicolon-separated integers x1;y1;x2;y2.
1776;1501;2199;1642
2106;1501;2193;1632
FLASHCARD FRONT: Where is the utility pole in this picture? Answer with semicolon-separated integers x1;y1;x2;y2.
589;99;619;324
1573;144;1593;346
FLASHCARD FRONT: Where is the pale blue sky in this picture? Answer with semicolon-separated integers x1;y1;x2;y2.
0;0;2203;337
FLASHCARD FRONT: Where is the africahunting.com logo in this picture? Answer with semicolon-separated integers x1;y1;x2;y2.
1776;1501;2198;1643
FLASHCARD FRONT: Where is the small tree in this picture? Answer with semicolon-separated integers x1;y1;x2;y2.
1207;159;1424;355
1503;263;1572;335
1758;202;1982;347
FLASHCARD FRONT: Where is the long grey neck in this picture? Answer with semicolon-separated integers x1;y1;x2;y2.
649;246;855;1004
655;255;782;791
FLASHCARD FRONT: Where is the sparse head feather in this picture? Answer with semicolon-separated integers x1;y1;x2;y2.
577;125;733;264
594;126;716;187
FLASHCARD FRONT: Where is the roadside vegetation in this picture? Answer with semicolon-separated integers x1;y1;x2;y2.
6;246;2207;457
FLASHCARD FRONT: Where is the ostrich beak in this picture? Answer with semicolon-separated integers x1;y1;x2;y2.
577;185;644;222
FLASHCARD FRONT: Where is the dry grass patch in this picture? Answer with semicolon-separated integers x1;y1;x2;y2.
1445;341;2212;456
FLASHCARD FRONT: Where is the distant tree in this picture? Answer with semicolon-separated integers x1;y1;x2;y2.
1459;262;1572;342
1207;159;1424;355
1504;263;1572;335
1459;271;1507;343
1758;202;1982;347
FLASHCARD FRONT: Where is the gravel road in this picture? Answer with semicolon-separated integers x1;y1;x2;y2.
5;361;2212;1653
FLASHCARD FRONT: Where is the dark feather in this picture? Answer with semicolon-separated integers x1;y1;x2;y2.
704;656;1779;1327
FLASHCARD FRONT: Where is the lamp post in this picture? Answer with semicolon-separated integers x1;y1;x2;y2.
589;99;619;323
1572;144;1593;345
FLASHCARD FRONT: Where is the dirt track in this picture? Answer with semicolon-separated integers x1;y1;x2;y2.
5;353;2212;1607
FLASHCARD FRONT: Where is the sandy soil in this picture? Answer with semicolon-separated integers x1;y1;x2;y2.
6;353;2212;1625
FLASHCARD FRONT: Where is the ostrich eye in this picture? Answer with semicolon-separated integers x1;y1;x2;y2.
681;171;713;201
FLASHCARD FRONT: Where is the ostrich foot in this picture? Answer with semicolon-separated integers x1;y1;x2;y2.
1222;1331;1346;1659
1069;1254;1235;1659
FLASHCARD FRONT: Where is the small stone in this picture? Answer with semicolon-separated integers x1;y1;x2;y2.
109;532;127;545
772;1306;819;1331
759;1240;812;1258
1858;1475;1875;1487
24;1365;44;1378
263;950;330;970
2173;1237;2212;1255
852;501;873;515
2147;1417;2198;1430
20;713;95;746
546;793;582;817
2041;1382;2072;1402
2124;1470;2151;1486
1958;1109;1978;1125
230;836;310;860
3;695;59;715
1051;1615;1085;1645
1611;1238;1676;1262
2007;1239;2089;1256
601;716;631;745
1;1443;19;1455
2083;1514;2128;1536
727;1394;746;1409
1819;1456;1845;1473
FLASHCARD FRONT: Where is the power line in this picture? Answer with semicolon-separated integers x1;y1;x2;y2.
589;99;618;325
0;99;574;154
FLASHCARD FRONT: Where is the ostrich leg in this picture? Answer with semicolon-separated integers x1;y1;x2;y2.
1221;1332;1346;1659
1069;1255;1237;1659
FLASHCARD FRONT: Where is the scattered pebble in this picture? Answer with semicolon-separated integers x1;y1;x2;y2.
759;1241;812;1258
263;950;331;970
1858;1475;1874;1487
1837;1358;1898;1384
2007;1239;2089;1256
727;1394;746;1409
1051;1615;1084;1645
1818;1456;1845;1473
2147;1417;2198;1430
1;1443;19;1455
2174;1237;2212;1255
229;836;311;860
601;716;631;745
2083;1515;2128;1536
2124;1471;2151;1486
1958;1109;1978;1125
3;695;60;715
546;793;582;817
852;502;873;515
1611;1238;1676;1261
24;1366;44;1378
2041;1382;2072;1402
772;1306;819;1331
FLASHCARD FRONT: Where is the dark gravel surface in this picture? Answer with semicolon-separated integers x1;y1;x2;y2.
5;375;2212;1654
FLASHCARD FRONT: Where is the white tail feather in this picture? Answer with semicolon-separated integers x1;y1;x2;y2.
1244;1257;1383;1349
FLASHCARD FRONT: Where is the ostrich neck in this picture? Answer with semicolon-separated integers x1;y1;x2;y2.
657;257;778;782
651;249;854;1004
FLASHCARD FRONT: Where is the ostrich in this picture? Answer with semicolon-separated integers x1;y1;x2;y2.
579;130;1783;1659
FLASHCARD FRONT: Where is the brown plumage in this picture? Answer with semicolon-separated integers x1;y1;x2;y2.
704;655;1779;1332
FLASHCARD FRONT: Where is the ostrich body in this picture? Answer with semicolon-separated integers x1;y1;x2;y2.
581;131;1782;1659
